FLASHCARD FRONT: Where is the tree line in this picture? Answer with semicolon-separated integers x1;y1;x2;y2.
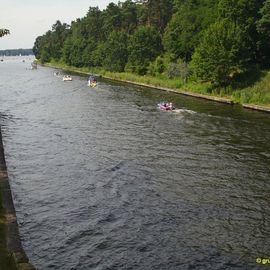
0;48;33;56
33;0;270;87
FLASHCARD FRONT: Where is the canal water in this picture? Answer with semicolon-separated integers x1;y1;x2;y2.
0;58;269;269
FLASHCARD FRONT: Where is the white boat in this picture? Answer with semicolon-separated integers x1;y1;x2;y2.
63;75;72;81
88;80;97;87
31;62;37;69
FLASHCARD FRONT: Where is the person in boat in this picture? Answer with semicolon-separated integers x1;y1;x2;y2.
89;75;97;82
88;75;97;86
169;102;175;110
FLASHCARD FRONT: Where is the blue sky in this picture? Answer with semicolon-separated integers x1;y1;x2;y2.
0;0;118;50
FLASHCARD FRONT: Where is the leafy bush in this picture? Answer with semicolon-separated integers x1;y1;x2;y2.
126;26;163;75
149;56;165;76
166;59;190;83
191;19;247;86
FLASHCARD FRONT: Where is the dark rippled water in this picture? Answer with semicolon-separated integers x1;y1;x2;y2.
0;58;270;269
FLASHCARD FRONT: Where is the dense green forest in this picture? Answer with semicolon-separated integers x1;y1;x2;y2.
33;0;270;102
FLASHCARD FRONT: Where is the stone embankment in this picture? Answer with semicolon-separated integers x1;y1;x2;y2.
102;76;234;105
0;127;35;270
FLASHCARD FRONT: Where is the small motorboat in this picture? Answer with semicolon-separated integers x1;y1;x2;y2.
30;62;37;69
54;71;61;77
158;102;176;111
63;75;72;81
88;81;97;87
88;75;97;87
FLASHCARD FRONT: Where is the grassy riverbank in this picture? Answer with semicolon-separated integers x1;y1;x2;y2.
231;70;270;106
45;60;270;109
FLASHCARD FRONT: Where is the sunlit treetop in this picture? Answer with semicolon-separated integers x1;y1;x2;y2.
0;29;10;38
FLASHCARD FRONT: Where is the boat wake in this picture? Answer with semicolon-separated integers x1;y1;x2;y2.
173;108;196;114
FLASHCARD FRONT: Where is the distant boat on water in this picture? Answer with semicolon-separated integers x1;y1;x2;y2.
87;75;98;87
31;62;37;69
63;75;72;81
158;102;176;111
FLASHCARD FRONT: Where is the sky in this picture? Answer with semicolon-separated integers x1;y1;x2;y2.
0;0;118;50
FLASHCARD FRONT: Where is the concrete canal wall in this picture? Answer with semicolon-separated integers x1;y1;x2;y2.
101;76;234;105
0;127;35;270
